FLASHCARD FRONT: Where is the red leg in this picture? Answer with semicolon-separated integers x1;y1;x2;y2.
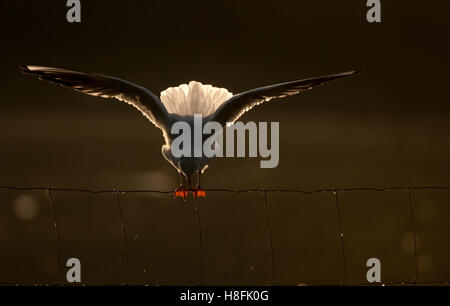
193;187;206;198
174;186;189;201
192;171;206;198
174;173;189;201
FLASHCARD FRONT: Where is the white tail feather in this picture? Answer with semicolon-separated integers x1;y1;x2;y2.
160;81;232;116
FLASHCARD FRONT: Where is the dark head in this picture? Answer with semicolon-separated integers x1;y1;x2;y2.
179;156;203;184
162;144;209;186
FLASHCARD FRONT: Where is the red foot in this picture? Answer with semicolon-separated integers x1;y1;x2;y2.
192;187;206;198
174;186;189;201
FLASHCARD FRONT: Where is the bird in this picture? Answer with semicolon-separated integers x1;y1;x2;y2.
20;65;357;199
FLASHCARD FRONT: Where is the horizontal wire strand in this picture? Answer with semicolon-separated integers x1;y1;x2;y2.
2;185;450;194
1;185;449;286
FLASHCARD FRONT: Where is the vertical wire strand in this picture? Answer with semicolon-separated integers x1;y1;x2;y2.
334;191;347;285
0;186;448;286
194;197;204;285
47;188;61;285
115;191;129;285
408;189;418;284
263;191;276;285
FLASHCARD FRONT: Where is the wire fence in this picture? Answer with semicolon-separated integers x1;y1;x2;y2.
1;185;450;286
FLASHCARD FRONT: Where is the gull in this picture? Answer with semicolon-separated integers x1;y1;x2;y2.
20;65;357;199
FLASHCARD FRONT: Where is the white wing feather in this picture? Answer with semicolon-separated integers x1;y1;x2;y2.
212;71;358;125
20;65;169;130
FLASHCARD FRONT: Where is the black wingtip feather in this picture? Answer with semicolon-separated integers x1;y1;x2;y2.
19;65;31;73
327;69;361;82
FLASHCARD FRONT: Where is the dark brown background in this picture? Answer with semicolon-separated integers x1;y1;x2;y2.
0;0;449;285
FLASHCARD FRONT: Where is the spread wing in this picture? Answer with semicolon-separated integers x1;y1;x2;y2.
212;71;358;125
20;65;169;130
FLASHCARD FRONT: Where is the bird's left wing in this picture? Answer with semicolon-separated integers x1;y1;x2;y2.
211;70;358;125
20;65;169;130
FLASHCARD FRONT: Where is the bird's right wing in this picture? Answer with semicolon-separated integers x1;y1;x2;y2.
212;71;358;125
20;65;169;130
